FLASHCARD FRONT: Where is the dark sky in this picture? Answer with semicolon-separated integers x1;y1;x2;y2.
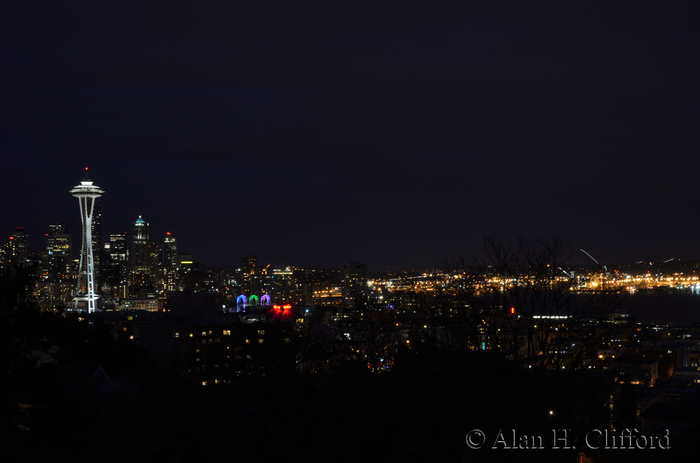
2;1;699;270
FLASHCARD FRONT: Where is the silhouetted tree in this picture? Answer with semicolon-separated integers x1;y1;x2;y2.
445;234;620;370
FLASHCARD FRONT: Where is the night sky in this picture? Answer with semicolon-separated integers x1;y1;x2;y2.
2;1;699;270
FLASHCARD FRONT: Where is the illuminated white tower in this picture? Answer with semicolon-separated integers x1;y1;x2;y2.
69;169;104;313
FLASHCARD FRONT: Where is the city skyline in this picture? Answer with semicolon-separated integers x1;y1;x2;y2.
6;199;700;273
4;167;700;272
2;2;699;270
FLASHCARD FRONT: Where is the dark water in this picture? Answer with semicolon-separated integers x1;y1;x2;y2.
617;289;700;325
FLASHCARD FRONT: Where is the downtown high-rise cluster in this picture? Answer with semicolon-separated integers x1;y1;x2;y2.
0;174;373;315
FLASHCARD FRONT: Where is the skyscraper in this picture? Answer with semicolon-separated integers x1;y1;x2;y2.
109;232;128;265
148;238;159;278
130;216;153;295
241;254;257;294
131;216;149;274
163;232;177;267
341;261;368;308
91;203;102;279
70;173;104;313
46;223;71;281
161;232;177;292
4;227;30;269
107;231;128;298
39;223;73;311
49;223;66;235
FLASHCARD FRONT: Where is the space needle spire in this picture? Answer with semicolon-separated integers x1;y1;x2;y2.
70;168;104;313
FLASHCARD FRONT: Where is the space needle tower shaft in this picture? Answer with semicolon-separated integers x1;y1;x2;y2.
69;169;104;313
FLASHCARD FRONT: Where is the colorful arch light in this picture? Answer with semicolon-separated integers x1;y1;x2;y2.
249;294;259;306
236;295;247;308
261;294;271;306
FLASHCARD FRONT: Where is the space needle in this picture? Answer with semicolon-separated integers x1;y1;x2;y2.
70;168;104;313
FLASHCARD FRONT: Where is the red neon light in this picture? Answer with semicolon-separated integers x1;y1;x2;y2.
273;304;281;310
283;304;292;310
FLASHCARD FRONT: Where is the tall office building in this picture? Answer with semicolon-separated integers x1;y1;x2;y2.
241;254;257;294
109;232;128;264
160;232;178;293
91;204;102;278
163;232;177;267
107;232;128;298
148;239;160;276
46;223;71;280
48;223;65;235
241;254;257;274
267;265;299;304
341;261;368;307
130;216;154;296
131;216;150;274
70;173;104;313
38;223;73;310
4;227;30;269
